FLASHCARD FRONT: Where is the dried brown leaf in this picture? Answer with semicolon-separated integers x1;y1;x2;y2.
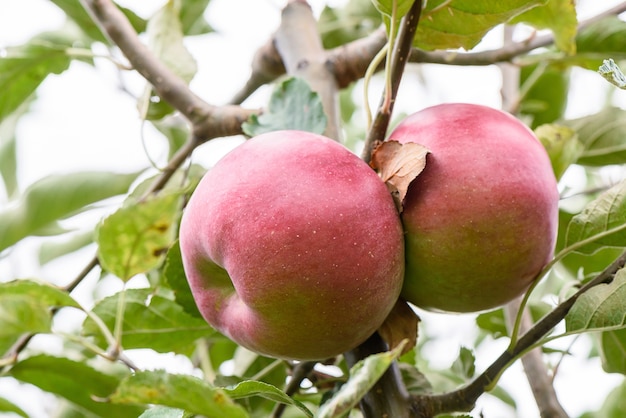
378;298;420;356
370;141;429;211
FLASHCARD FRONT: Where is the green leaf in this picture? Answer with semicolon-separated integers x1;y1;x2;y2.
319;0;382;49
510;0;577;54
179;0;214;36
139;406;191;418
140;0;198;120
151;116;190;160
110;370;248;418
519;63;570;129
242;77;327;137
600;328;626;374
534;124;582;180
599;58;626;90
96;192;181;281
317;341;406;418
10;355;144;418
563;107;626;166
0;170;140;252
0;25;89;124
0;280;80;353
223;380;313;418
450;347;475;380
564;180;626;255
82;288;213;355
163;240;203;318
0;396;28;418
414;0;545;51
576;16;626;70
476;308;508;339
38;229;95;265
50;0;146;43
371;0;414;18
0;100;32;199
565;268;626;333
589;380;626;417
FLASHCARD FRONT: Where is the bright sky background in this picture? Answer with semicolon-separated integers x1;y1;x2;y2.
1;1;625;417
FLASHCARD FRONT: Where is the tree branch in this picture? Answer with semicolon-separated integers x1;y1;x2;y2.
360;0;423;162
82;0;256;142
411;250;626;417
274;0;341;140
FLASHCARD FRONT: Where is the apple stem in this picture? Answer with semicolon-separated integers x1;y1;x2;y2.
344;332;412;418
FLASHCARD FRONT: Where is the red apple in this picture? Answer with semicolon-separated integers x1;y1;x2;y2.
388;103;559;313
179;130;404;360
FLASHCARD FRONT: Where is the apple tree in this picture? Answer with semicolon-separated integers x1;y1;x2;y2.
1;0;626;417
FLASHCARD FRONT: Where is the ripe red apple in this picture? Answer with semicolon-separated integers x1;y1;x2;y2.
388;103;559;313
179;130;405;360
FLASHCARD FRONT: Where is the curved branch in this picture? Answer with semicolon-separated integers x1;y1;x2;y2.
411;249;626;416
82;0;257;142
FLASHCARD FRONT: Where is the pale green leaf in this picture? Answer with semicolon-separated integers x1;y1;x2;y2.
110;370;248;418
96;192;181;281
10;355;144;417
564;180;626;255
534;124;583;180
82;288;213;356
139;406;191;418
38;229;95;265
451;347;475;379
317;341;406;418
519;63;570;129
242;77;327;136
0;99;32;199
0;280;80;352
0;397;28;418
510;0;577;54
0;170;140;252
600;328;626;374
223;380;313;418
565;268;626;333
140;0;198;120
599;58;626;89
563;107;626;166
371;0;414;18
414;0;546;51
575;16;626;70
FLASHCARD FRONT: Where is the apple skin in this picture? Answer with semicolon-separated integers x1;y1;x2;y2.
388;103;559;313
179;130;404;360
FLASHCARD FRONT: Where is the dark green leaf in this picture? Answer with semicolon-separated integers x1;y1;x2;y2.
565;268;626;333
563;107;626;166
163;241;203;319
179;0;213;36
223;381;313;418
510;0;577;54
110;370;248;418
82;288;213;356
96;192;181;281
0;170;140;252
10;355;144;418
414;0;545;51
242;77;327;136
564;180;626;255
0;397;28;417
0;280;79;353
534;124;582;180
317;341;406;418
519;63;570;129
600;328;626;374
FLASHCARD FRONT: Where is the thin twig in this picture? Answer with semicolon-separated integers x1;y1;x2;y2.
411;250;626;417
361;0;423;162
